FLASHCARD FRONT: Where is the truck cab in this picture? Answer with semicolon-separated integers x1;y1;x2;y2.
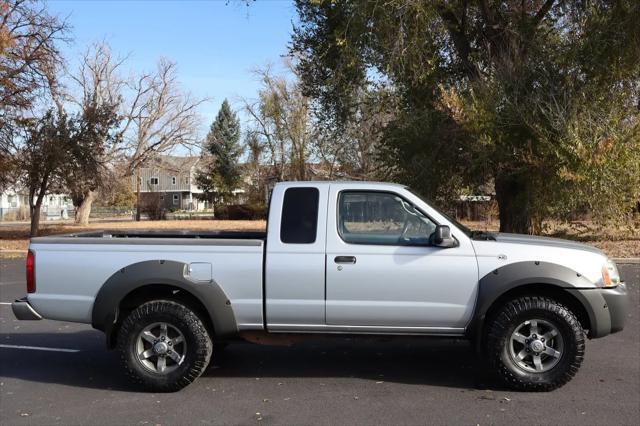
265;182;478;334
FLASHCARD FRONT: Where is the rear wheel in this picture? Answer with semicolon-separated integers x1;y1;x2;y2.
117;300;212;392
485;296;585;391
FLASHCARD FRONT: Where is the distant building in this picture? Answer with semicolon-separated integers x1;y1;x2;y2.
131;156;206;210
0;188;72;221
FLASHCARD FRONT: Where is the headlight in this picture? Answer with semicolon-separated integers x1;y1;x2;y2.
601;259;621;287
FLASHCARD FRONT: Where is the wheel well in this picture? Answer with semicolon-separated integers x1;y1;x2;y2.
483;284;592;335
107;284;215;349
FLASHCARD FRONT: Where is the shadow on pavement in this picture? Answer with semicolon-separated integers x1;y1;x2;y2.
0;331;501;392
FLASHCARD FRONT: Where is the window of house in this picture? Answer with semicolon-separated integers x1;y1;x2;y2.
183;176;190;185
338;191;436;246
160;195;164;201
173;194;179;205
150;177;159;185
8;195;17;208
280;187;319;244
172;176;176;185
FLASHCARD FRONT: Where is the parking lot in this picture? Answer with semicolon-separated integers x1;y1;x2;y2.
1;258;638;425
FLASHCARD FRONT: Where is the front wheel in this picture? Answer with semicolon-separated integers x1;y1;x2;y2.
485;296;585;391
117;300;213;392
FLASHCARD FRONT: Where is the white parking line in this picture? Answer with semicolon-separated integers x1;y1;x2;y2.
0;302;12;305
0;344;80;353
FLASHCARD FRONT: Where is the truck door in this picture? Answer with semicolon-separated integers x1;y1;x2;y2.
265;183;330;330
324;184;478;333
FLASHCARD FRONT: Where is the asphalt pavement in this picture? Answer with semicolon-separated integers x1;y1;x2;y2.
1;258;638;425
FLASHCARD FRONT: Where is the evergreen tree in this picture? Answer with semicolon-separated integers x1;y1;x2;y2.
197;99;243;206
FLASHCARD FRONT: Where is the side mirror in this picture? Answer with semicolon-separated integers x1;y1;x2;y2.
431;225;456;248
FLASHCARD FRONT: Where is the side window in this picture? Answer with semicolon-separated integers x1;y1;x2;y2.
280;187;319;244
338;191;436;245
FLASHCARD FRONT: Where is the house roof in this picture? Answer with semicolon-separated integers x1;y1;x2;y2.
146;155;200;173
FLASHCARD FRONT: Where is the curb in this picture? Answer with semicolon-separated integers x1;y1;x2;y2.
612;258;640;265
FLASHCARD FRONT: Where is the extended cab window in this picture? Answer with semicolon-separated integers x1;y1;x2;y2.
338;191;436;245
280;187;319;244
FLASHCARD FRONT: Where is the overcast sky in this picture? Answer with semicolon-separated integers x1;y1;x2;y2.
48;0;297;141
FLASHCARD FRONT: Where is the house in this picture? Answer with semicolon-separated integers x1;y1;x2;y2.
0;188;73;221
131;156;206;210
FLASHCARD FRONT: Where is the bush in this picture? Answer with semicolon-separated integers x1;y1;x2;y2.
139;193;166;220
214;203;267;220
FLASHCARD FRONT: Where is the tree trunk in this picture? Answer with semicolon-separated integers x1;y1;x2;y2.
29;203;41;237
74;190;96;225
29;174;49;238
495;172;535;234
29;195;45;237
136;169;141;221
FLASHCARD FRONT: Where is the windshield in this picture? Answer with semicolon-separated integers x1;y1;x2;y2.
405;187;473;237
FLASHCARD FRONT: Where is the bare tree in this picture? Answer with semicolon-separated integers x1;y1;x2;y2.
67;44;206;223
67;42;126;224
120;59;206;220
243;64;313;181
123;59;205;174
244;64;387;183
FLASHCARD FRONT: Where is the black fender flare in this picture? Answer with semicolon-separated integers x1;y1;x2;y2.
92;260;238;343
467;261;601;345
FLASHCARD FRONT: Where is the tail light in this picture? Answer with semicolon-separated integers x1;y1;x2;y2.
26;249;35;293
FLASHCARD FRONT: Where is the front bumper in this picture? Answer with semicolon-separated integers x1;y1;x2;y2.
572;283;629;338
601;283;629;334
11;297;42;320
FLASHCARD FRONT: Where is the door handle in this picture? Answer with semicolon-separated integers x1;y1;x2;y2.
334;256;356;264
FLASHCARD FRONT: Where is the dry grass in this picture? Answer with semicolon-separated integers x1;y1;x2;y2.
1;218;638;258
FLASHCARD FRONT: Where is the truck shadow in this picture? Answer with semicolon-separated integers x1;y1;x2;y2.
0;332;501;392
0;330;131;391
208;337;498;389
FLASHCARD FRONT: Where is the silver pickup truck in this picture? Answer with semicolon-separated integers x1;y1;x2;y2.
13;181;628;392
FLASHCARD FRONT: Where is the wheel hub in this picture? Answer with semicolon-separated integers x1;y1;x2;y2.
153;341;168;355
509;319;564;373
530;339;545;353
135;322;187;374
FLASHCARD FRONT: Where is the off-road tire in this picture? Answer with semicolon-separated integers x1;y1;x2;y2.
485;296;585;391
117;300;212;392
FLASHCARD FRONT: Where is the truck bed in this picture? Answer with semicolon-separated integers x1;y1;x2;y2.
28;230;266;330
49;229;267;240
